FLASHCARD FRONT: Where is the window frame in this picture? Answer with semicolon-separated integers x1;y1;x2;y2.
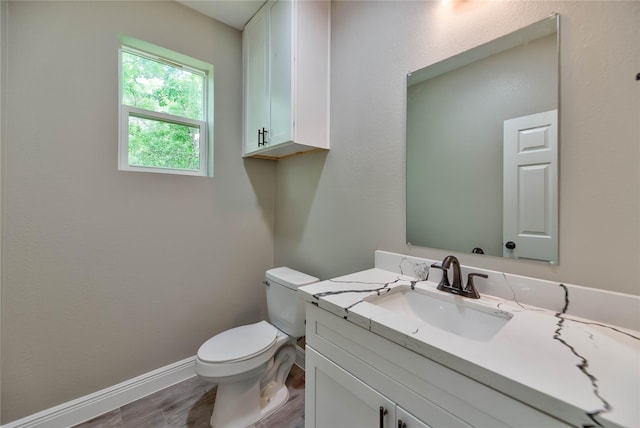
118;38;214;176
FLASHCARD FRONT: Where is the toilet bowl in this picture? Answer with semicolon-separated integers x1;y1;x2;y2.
195;267;318;428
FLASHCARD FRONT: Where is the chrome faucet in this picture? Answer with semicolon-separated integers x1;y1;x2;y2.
430;255;487;299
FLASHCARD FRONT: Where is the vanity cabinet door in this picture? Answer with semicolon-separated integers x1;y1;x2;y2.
306;348;396;428
397;407;431;428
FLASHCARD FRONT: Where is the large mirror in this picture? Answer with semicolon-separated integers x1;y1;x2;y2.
406;15;559;263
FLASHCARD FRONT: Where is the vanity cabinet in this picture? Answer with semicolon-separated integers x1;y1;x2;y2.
242;0;330;160
307;348;432;428
307;348;396;428
305;303;571;428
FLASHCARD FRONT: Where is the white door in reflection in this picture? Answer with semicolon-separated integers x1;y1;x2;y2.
503;110;558;263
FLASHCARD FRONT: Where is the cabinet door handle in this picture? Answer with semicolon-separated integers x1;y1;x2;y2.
258;128;269;147
257;128;269;146
398;420;407;428
379;406;388;428
257;128;268;147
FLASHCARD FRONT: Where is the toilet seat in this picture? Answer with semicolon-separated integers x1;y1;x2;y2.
197;321;278;364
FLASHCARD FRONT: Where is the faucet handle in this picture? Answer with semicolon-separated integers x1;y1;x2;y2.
430;263;451;291
463;273;488;299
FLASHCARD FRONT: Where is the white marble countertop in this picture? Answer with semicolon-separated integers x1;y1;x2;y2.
299;258;640;428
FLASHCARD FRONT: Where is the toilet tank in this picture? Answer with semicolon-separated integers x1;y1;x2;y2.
265;267;318;338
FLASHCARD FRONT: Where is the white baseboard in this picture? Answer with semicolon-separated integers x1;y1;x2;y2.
2;356;196;428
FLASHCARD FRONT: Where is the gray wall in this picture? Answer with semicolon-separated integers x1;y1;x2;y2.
275;1;640;295
0;0;5;421
2;1;274;422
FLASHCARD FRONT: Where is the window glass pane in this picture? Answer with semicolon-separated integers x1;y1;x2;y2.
128;115;200;171
122;51;204;121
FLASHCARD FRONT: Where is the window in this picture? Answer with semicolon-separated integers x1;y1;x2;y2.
119;37;213;176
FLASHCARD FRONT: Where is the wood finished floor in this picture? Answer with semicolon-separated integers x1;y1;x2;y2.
72;365;305;428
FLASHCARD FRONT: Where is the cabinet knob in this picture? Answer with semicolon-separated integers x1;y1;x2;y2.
505;241;516;250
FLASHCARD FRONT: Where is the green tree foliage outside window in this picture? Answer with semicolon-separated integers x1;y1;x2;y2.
121;50;205;171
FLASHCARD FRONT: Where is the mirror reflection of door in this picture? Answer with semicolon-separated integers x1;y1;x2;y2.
503;110;558;262
405;15;559;263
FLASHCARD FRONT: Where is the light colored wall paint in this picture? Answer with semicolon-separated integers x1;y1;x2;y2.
0;0;5;422
2;1;274;423
275;1;640;296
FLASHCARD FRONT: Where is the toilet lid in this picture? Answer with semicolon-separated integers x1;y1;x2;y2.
197;321;278;363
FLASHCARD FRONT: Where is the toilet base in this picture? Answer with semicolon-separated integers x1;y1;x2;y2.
209;380;289;428
259;385;289;419
208;344;296;428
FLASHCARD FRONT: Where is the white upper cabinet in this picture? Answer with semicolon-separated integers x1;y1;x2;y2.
242;0;330;159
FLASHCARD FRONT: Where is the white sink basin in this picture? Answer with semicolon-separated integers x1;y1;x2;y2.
365;285;512;341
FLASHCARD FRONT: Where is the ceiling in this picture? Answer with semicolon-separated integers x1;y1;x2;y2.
177;0;266;30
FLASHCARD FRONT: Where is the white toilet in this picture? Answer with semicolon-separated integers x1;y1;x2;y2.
195;267;318;428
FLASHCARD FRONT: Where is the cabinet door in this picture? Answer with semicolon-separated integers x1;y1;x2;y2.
397;406;431;428
268;0;293;146
306;348;396;428
243;5;269;154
